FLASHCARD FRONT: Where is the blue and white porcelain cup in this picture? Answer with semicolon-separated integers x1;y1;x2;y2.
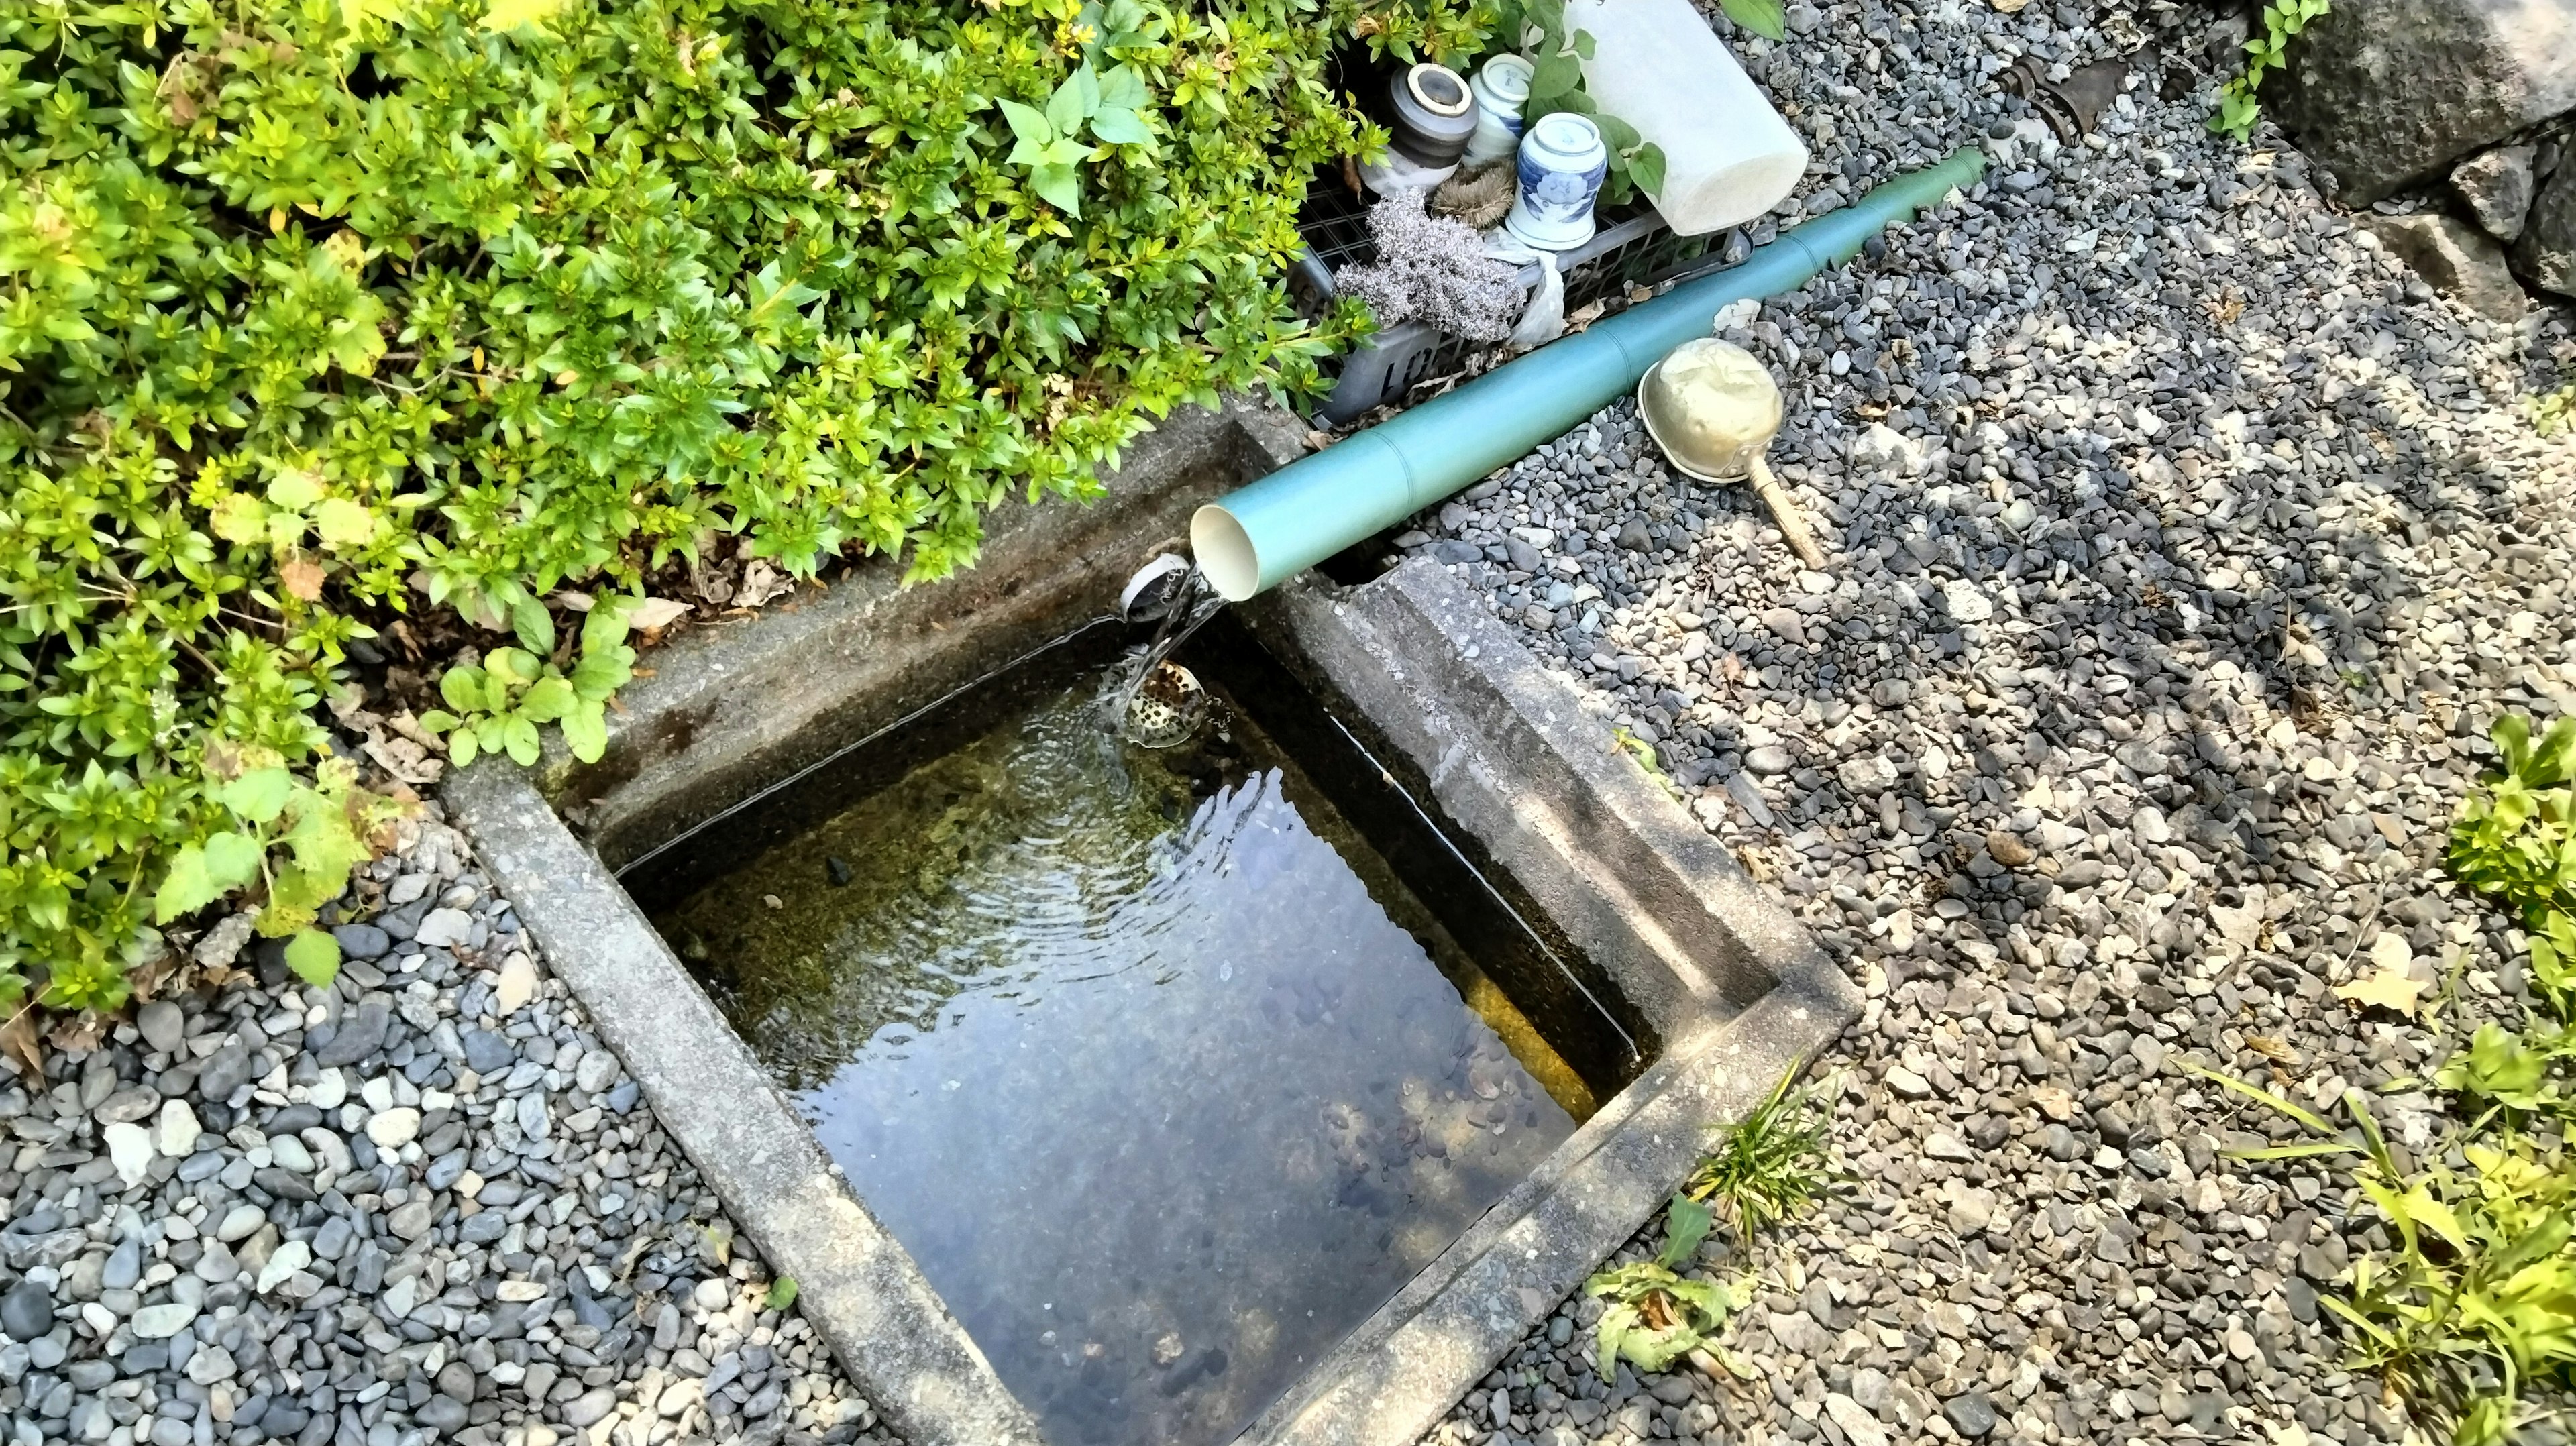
1462;54;1534;168
1503;112;1608;252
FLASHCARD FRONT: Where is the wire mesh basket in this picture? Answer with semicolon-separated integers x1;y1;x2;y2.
1292;170;1734;425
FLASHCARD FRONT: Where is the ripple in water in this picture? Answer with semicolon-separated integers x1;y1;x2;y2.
656;670;1581;1446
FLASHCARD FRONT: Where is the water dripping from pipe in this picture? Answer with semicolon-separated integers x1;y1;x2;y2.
1111;557;1228;748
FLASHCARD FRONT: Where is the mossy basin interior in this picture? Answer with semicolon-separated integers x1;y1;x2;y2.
622;620;1645;1446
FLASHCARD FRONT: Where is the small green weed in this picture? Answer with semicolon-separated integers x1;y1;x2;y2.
2192;712;2576;1442
1585;1196;1752;1379
2531;380;2576;439
418;596;639;768
2449;715;2575;932
2198;1068;2576;1445
1682;1063;1841;1244
1610;726;1682;799
2210;0;2330;141
2434;1021;2572;1123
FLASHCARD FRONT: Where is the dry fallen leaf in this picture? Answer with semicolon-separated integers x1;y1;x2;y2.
361;732;443;787
628;596;692;634
48;1012;107;1054
1;1009;45;1078
734;559;792;610
2245;1035;2302;1068
2332;966;2426;1019
280;555;325;602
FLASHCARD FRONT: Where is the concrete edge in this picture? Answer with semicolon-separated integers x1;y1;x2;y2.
1237;557;1863;1446
442;760;1048;1446
1253;558;1847;1033
556;394;1308;868
1244;988;1847;1446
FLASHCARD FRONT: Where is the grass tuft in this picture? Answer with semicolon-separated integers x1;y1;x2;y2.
1682;1062;1844;1245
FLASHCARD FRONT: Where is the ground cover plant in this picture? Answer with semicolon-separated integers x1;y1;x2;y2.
0;0;1493;1011
2206;714;2576;1445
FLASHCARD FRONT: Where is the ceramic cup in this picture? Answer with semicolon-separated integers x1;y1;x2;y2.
1503;111;1608;252
1387;62;1478;168
1462;54;1534;168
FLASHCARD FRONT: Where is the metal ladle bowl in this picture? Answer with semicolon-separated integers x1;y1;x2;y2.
1638;337;1827;569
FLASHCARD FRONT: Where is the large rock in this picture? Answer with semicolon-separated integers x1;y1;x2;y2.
2360;214;2529;320
2452;144;2536;241
2516;160;2576;298
2271;0;2576;204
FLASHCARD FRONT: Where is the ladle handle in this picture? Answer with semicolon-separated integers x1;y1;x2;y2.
1748;455;1829;570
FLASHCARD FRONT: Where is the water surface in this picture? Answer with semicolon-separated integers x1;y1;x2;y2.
653;665;1582;1446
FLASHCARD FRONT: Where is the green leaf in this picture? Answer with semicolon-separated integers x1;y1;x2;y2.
2495;715;2534;779
512;598;556;657
1571;27;1596;57
284;929;341;988
1097;64;1148;109
2527;717;2576;786
1594;1300;1637;1381
1088;106;1152;146
282;800;368;886
1627;143;1667;199
1721;0;1787;40
1658;1194;1713;1268
2223;1141;2367;1162
1040;135;1097;166
1595;114;1641;152
502;715;542;766
313;496;377;550
766;1276;798;1311
417;710;460;735
1528;48;1582;101
155;830;267;922
517;675;576;723
440;665;492;716
449;728;481;769
1030;163;1083;215
220;768;297;825
1047;69;1093;135
996;97;1054;147
580;596;635;656
486;647;539;688
2186;1062;2340;1135
571;649;631;701
266;469;323;512
203;830;265;892
562;701;609;764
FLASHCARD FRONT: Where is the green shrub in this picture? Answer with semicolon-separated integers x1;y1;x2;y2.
0;0;1490;1008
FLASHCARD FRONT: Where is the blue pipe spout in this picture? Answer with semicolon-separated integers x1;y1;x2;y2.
1193;146;1988;600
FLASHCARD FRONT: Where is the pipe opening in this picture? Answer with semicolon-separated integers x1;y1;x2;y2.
1191;503;1262;602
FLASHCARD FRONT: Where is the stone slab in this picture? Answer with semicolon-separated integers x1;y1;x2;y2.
2272;0;2576;203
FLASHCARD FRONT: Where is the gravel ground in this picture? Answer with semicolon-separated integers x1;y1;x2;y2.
0;821;894;1446
1399;1;2576;1443
7;2;2575;1446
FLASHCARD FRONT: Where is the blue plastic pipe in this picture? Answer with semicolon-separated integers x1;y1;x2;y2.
1193;146;1988;600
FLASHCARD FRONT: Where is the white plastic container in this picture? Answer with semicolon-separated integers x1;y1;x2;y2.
1564;0;1807;236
